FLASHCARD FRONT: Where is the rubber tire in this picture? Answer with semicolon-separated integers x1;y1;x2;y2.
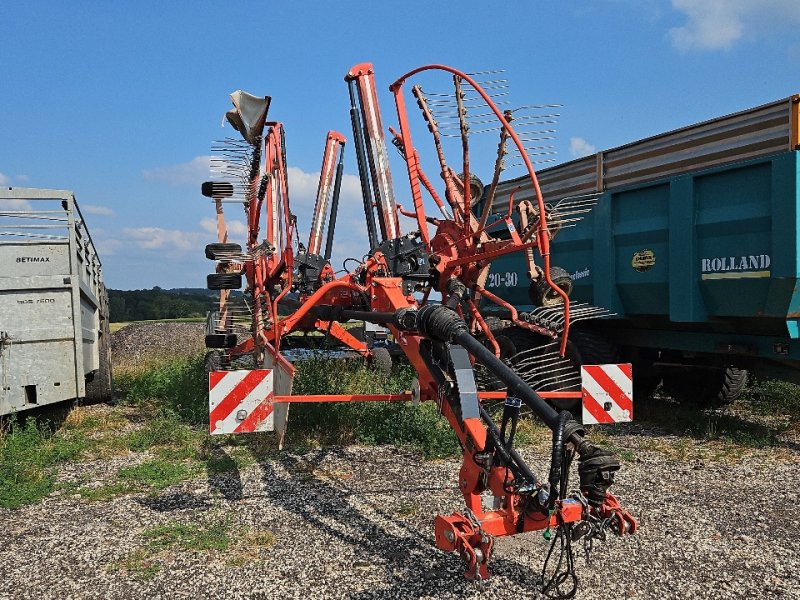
569;329;620;365
84;318;113;404
204;350;224;374
205;242;242;260
207;273;242;290
370;346;393;375
529;266;573;307
662;367;748;407
205;333;238;349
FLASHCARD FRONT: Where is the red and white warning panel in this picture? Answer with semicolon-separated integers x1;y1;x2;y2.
581;364;633;425
209;369;275;435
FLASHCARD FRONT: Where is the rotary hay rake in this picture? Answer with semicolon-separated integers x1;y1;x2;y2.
201;62;636;596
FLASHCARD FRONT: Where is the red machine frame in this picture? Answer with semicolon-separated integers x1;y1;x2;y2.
204;63;636;588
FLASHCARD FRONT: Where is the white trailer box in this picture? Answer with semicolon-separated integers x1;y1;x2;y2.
0;188;111;415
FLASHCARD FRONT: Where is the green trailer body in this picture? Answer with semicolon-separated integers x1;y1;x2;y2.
485;94;800;382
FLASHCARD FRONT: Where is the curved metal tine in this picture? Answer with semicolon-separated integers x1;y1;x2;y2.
512;112;562;120
512;104;563;111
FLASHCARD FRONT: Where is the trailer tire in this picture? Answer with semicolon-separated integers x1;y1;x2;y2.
207;273;242;290
84;320;113;404
205;242;242;260
662;367;748;407
569;328;620;365
529;266;573;307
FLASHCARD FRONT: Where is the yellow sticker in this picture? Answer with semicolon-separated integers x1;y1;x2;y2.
632;249;655;272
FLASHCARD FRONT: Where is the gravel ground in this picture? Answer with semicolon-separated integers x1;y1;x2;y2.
1;424;798;600
111;322;206;365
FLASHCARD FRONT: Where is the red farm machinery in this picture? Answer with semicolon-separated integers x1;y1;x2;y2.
201;63;636;595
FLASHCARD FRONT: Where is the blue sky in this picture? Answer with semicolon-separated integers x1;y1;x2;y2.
2;1;800;289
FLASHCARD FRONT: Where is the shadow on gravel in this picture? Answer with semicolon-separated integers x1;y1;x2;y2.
205;447;244;501
257;447;541;598
594;395;800;452
137;491;214;512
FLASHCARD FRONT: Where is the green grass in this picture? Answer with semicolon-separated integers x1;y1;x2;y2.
143;519;232;552
0;419;89;508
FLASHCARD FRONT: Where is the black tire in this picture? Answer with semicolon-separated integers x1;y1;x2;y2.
205;242;242;260
569;329;620;365
207;273;242;290
205;333;238;349
84;317;113;404
460;173;485;207
204;350;224;374
529;266;573;307
662;367;748;407
370;346;393;375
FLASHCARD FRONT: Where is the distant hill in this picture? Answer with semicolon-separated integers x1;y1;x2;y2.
108;287;216;322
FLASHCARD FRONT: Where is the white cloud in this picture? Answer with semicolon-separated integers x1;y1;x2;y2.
142;156;213;186
0;198;33;211
0;173;9;185
82;204;115;216
200;217;248;238
569;137;596;158
669;0;800;52
122;227;202;251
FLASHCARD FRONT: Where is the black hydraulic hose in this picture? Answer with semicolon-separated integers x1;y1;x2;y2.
547;410;571;510
480;405;539;486
324;147;345;262
348;81;379;251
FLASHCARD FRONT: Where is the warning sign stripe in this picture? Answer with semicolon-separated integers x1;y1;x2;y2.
582;388;616;424
234;392;275;433
209;370;270;427
582;364;633;414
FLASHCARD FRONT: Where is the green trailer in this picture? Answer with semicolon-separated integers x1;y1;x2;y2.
485;94;800;403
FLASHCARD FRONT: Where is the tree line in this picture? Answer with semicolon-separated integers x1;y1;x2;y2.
108;287;215;322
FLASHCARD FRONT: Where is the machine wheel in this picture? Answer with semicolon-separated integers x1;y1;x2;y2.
204;350;224;374
662;367;747;407
207;273;242;290
370;346;393;375
460;173;485;207
205;242;242;260
205;333;238;349
529;266;573;307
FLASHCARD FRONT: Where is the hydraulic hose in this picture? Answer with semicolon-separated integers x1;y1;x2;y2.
547;410;571;510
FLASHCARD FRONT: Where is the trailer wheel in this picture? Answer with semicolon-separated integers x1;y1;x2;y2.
529;266;573;307
205;242;242;260
207;273;242;290
662;367;748;407
84;319;113;404
569;329;620;364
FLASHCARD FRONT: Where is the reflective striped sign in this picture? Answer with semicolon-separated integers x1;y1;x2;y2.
581;364;633;425
209;369;274;434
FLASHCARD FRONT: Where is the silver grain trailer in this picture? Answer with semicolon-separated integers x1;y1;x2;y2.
0;188;112;416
